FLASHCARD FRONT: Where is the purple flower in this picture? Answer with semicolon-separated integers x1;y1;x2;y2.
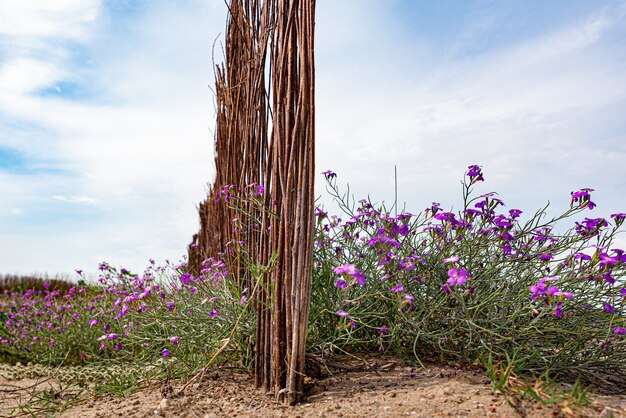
180;272;193;285
209;309;218;318
162;348;170;358
571;188;596;210
335;278;348;289
367;235;401;247
555;302;563;318
620;288;626;296
315;207;328;219
390;283;404;293
168;336;179;343
333;264;357;275
611;213;626;227
529;282;546;299
553;291;573;299
447;268;468;286
405;293;414;305
539;253;553;261
573;252;592;262
379;325;390;335
614;327;625;335
333;263;366;286
599;253;618;266
107;333;119;340
321;170;337;179
442;284;451;294
443;256;459;264
604;302;614;314
335;309;349;317
467;165;484;182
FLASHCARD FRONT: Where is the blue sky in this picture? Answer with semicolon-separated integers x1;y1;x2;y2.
1;0;625;276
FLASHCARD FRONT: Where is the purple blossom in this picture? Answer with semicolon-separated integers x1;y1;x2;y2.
390;283;404;293
447;268;468;286
333;264;358;275
367;235;401;247
573;252;592;262
168;336;179;343
335;309;349;317
611;213;626;227
315;207;328;219
335;278;348;289
529;280;547;300
180;272;193;285
321;170;337;179
604;302;614;314
209;309;218;318
443;256;459;264
162;348;170;357
467;165;484;183
333;263;366;286
405;293;414;305
379;325;390;335
571;188;596;210
539;253;553;261
614;327;625;335
555;302;564;318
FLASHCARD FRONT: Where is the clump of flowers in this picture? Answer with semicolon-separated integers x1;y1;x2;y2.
310;165;625;392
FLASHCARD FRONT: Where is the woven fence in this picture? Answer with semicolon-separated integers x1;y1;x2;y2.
188;0;315;405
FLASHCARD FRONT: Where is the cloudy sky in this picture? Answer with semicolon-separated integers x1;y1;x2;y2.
1;0;625;276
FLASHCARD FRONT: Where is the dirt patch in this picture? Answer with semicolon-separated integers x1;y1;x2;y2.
1;360;624;417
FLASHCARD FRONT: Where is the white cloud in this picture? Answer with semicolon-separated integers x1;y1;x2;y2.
0;57;62;94
10;208;22;215
0;0;99;39
0;0;223;274
315;3;626;218
51;195;97;204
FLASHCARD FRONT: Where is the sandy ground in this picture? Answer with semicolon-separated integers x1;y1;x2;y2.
1;359;625;417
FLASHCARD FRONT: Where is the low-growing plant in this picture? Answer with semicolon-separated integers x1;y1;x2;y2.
1;164;624;398
310;166;625;392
